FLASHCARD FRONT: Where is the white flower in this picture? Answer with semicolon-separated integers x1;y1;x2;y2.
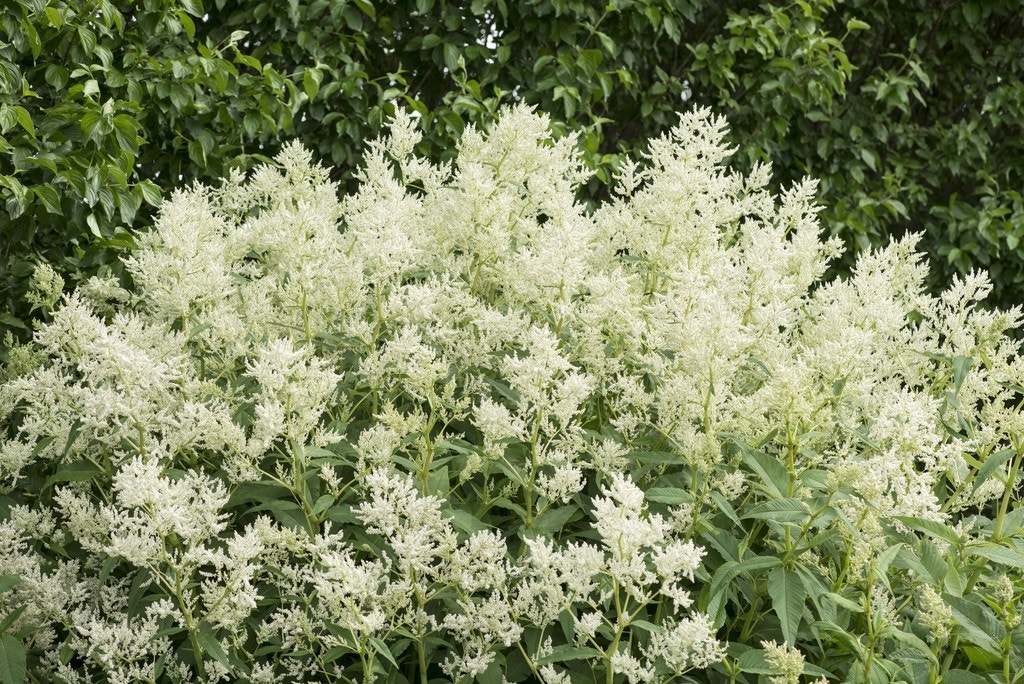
762;640;805;684
591;473;669;561
354;469;457;580
610;650;655;684
449;530;508;592
646;613;724;671
536;464;584;504
574;611;603;644
653;539;705;583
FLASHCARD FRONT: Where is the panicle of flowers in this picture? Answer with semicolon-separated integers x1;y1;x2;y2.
762;640;806;684
3;100;1024;683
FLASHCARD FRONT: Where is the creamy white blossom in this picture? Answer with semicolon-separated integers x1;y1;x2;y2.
3;102;1021;683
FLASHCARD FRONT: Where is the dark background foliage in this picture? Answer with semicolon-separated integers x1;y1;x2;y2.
3;0;1023;342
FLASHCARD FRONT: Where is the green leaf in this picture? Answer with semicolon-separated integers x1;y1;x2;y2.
859;147;876;171
44;6;64;28
706;556;781;628
352;0;375;20
918;539;948;584
227;481;290;507
882;625;937;665
427;464;449;497
813;620;865;657
535;644;602;666
42;460;103;492
970;542;1024;568
249;499;307;530
366;636;399;669
962;3;981;26
0;106;15;134
894;516;960;545
311;494;334;517
943;594;1002;655
533;504;579;535
0;577;21;595
32;185;62;215
188;139;207;167
709;490;743;528
644;487;692;504
13;107;33;139
0;635;26;684
116;188;141;225
738;447;789;499
137;180;162;207
743;498;808;522
444;508;493;535
846;18;870;31
824;590;863;613
940;669;988;684
0;605;26;636
443;43;461;73
180;0;204;16
322;645;351;664
767;567;805;646
952;355;972;394
627;450;683;465
871;542;903;591
195;623;232;675
974;448;1014;493
736;648;774;675
302;67;322;101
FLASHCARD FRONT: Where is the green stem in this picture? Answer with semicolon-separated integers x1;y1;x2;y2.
524;409;544;528
993;443;1023;541
300;285;312;345
605;579;626;684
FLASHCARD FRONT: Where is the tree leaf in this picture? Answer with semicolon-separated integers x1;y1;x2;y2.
13;107;34;139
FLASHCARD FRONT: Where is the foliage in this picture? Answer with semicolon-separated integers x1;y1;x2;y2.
5;0;1024;344
0;0;296;339
199;0;1024;309
697;0;1024;310
2;107;1024;683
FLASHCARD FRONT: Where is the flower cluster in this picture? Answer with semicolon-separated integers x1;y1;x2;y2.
1;104;1022;682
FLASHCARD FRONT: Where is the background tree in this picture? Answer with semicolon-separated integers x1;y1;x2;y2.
4;0;1023;344
0;0;295;337
202;0;1024;307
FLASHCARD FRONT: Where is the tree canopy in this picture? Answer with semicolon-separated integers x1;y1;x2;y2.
2;0;1023;341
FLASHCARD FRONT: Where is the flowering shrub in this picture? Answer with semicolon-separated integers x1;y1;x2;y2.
1;106;1023;683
